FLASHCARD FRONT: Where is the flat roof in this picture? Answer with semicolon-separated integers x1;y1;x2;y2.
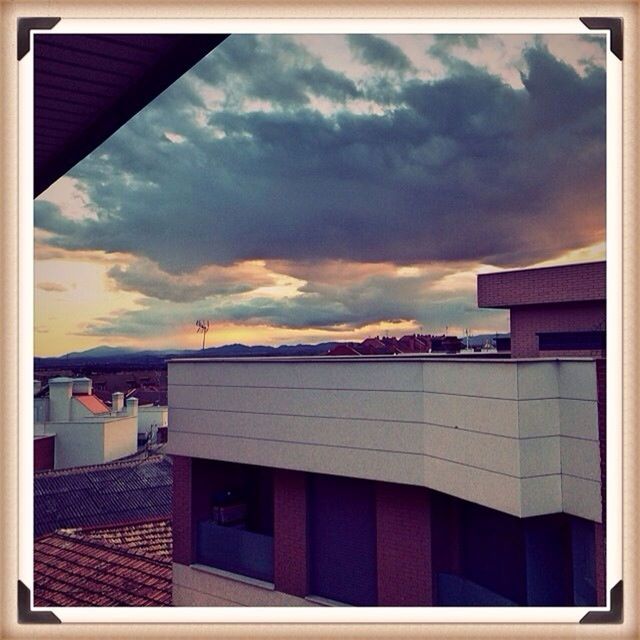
168;355;598;365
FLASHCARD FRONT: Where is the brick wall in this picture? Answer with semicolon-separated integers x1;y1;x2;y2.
594;358;606;606
510;302;605;358
171;455;193;565
375;482;433;606
478;261;605;308
34;435;55;471
273;469;308;596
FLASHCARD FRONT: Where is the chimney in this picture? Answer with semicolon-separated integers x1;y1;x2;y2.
112;392;124;413
71;377;92;395
48;377;73;422
125;396;139;418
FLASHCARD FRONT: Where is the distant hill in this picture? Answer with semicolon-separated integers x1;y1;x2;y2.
34;342;340;368
35;335;510;368
62;345;137;359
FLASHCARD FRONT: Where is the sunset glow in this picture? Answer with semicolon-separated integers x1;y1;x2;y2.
34;33;606;356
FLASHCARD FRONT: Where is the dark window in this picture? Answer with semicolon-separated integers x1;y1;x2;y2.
537;331;605;351
460;503;527;605
194;460;274;582
308;474;377;606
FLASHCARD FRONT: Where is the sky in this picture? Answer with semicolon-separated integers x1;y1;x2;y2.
34;33;607;356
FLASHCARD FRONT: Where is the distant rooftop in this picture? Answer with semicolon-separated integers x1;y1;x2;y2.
74;394;110;415
35;452;172;537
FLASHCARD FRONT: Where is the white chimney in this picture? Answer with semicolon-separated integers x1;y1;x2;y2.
72;377;92;395
48;377;74;422
112;391;124;413
126;396;139;418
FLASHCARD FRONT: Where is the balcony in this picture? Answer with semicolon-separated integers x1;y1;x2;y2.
196;520;274;583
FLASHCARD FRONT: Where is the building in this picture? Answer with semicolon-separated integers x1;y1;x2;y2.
137;404;169;446
167;262;606;607
34;377;139;470
477;261;605;358
168;358;605;607
327;334;460;356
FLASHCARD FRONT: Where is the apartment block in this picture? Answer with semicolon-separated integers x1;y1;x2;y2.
168;262;606;607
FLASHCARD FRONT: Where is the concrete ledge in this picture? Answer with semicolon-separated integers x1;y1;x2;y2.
173;563;316;607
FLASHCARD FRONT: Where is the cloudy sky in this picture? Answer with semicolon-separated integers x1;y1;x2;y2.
34;33;606;356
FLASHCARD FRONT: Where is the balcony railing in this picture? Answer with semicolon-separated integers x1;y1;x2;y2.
196;520;274;583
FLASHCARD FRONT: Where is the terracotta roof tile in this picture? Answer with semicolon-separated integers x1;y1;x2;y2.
34;520;172;607
74;394;110;415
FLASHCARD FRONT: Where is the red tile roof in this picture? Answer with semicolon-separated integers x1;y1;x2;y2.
61;518;172;562
34;520;172;607
74;394;110;415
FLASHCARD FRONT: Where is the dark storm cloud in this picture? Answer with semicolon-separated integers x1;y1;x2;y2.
190;35;360;107
347;34;415;73
426;34;491;74
79;269;505;337
578;34;607;51
37;41;605;278
106;259;273;303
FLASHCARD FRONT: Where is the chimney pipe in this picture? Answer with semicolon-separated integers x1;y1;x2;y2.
48;378;73;422
126;396;139;418
112;392;124;413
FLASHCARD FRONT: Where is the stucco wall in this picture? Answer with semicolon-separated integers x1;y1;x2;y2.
138;406;168;435
103;416;138;462
45;420;105;469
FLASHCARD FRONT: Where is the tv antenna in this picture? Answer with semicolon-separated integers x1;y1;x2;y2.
196;320;210;351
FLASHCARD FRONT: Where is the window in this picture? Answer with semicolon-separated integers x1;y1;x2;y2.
194;460;274;582
308;474;377;605
537;331;605;351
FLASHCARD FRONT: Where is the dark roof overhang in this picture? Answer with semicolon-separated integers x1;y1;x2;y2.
34;33;228;197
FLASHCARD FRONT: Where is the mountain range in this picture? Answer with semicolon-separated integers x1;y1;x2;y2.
35;334;508;367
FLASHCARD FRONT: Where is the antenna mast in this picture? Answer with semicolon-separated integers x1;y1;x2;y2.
196;320;210;351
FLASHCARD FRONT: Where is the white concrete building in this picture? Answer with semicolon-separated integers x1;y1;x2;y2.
137;404;169;443
34;377;139;470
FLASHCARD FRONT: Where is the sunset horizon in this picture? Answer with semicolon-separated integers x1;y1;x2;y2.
34;33;606;357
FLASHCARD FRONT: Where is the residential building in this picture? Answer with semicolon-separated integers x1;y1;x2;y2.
34;376;139;470
138;404;169;446
477;261;605;358
167;262;606;607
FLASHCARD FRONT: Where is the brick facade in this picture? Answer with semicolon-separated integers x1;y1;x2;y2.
477;261;605;308
171;455;193;565
273;469;308;597
510;302;605;358
375;482;433;606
